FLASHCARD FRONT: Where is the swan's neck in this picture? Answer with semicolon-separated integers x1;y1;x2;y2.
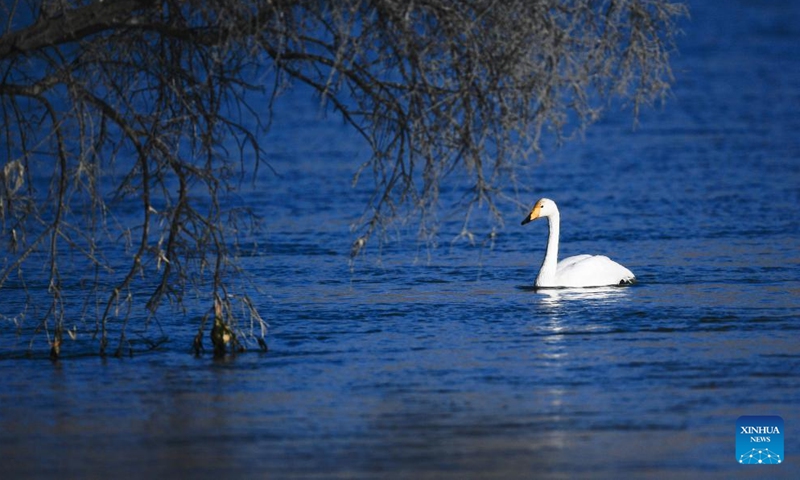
537;212;560;287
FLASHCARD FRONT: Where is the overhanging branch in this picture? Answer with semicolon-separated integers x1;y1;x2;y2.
0;0;154;60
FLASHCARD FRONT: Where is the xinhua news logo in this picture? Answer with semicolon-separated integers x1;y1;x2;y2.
736;415;784;465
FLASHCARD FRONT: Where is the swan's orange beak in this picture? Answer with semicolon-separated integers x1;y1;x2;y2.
521;203;542;225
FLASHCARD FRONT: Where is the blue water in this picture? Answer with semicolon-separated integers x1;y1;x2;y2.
2;1;800;478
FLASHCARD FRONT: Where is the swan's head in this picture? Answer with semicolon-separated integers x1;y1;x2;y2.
521;198;558;225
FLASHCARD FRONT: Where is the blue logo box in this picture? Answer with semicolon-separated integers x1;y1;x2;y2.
736;415;784;465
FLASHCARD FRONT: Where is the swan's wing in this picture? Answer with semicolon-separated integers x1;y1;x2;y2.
557;254;593;270
555;255;635;287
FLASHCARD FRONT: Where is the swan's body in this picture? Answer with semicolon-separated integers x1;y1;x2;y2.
521;198;635;288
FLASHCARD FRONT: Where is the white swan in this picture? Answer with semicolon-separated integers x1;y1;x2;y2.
521;198;635;288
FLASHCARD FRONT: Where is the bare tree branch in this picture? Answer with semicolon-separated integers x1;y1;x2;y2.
0;0;686;357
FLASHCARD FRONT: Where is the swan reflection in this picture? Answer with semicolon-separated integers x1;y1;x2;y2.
537;286;631;307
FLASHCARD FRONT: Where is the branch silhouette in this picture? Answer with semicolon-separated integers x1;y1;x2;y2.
0;0;686;357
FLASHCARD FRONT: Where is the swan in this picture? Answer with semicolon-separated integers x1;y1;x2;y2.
521;198;635;288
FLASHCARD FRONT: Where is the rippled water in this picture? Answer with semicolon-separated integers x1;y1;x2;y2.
2;1;800;478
